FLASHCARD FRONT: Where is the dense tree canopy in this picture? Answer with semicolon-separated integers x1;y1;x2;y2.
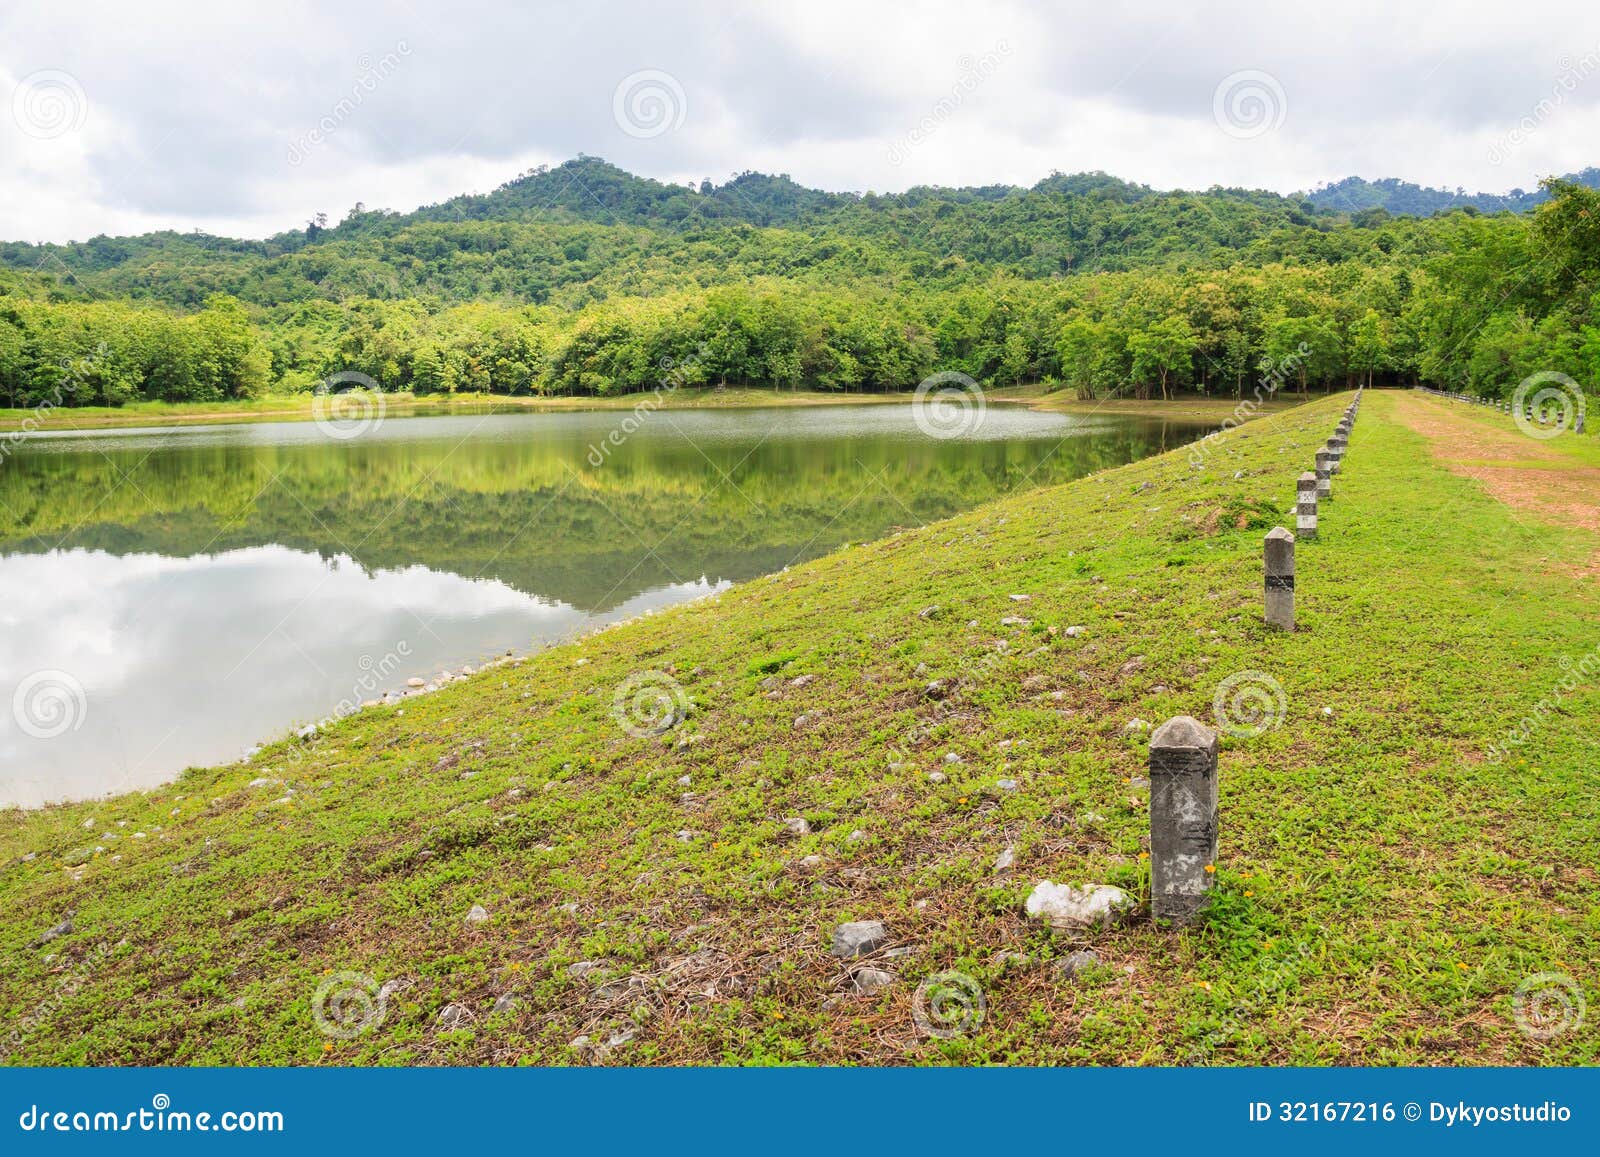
2;158;1597;409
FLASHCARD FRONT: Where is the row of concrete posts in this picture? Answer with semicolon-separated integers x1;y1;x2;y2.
1147;390;1364;926
1418;384;1584;433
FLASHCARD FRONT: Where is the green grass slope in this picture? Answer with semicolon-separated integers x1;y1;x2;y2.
2;391;1596;1066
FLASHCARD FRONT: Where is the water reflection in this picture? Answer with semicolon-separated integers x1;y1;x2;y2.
0;405;1205;804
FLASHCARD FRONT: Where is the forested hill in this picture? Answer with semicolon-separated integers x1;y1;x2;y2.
1;157;1598;412
1;157;1350;309
1303;170;1600;216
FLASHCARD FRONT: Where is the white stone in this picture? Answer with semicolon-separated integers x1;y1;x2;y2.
465;904;489;925
1024;881;1135;930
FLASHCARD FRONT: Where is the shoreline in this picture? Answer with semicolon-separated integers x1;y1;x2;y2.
0;386;1311;434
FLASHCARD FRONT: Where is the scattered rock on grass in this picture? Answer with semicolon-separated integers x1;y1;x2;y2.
993;846;1016;874
927;771;947;784
1024;882;1135;931
782;817;811;837
1054;950;1102;979
465;905;489;925
492;993;520;1014
435;1003;472;1031
831;920;889;958
850;967;896;995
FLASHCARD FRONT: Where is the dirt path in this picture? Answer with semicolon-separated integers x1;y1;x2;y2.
1391;392;1600;575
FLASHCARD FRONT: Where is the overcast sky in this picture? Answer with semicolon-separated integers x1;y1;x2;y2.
4;0;1600;243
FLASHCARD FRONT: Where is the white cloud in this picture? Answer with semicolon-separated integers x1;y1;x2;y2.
2;0;1599;241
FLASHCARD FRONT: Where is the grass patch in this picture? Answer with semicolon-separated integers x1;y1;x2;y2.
1;391;1596;1067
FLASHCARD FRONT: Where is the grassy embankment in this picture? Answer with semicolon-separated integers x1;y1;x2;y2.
0;387;1299;432
1;390;1596;1065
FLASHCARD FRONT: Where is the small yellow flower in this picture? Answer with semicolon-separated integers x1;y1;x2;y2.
1244;890;1254;897
1456;962;1469;971
1203;864;1216;874
1138;852;1150;860
772;1011;785;1021
323;1042;333;1052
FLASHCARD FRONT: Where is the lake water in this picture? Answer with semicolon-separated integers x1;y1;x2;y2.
0;404;1206;806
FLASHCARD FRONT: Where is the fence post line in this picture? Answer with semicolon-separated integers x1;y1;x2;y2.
1264;526;1295;631
1314;449;1333;502
1296;472;1319;540
1149;716;1220;927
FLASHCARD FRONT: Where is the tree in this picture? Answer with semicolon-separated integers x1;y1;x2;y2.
1128;316;1194;400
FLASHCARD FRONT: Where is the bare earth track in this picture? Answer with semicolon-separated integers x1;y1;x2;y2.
1392;392;1600;576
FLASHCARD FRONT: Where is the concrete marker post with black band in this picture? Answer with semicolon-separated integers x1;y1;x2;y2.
1264;526;1295;630
1149;716;1220;927
1296;472;1318;540
1314;449;1332;503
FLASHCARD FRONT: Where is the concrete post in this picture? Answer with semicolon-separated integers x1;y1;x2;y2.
1314;449;1332;502
1296;472;1318;540
1149;716;1220;927
1327;437;1345;475
1264;526;1295;630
